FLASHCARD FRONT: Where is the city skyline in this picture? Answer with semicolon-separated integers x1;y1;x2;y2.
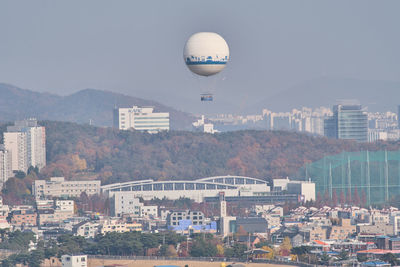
0;1;399;114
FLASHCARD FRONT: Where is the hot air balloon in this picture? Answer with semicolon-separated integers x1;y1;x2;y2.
184;32;229;101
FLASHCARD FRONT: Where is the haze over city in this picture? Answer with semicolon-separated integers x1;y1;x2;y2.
1;1;400;114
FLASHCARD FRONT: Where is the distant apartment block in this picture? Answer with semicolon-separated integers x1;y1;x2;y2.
33;177;101;198
0;145;12;187
113;106;169;133
262;107;331;135
3;119;46;173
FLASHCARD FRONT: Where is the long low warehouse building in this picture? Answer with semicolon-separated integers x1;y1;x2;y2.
101;175;270;202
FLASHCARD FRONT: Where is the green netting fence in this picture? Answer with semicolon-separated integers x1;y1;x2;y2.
299;150;400;205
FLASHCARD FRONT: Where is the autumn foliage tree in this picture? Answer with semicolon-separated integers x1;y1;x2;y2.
353;186;361;207
339;191;345;206
332;190;338;207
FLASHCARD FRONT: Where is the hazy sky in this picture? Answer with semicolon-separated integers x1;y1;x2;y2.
0;1;399;114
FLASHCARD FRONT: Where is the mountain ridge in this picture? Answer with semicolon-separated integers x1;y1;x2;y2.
0;83;194;130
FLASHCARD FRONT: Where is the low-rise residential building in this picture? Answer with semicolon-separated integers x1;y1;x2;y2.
390;238;400;250
300;226;328;242
10;209;37;227
167;210;204;227
38;208;74;225
73;221;100;238
0;197;9;229
371;212;389;225
328;218;356;240
110;192;141;217
36;199;75;226
141;205;158;218
33;177;100;198
357;224;394;236
61;255;87;267
100;218;142;234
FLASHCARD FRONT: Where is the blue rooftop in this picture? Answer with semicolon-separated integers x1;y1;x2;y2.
363;261;389;266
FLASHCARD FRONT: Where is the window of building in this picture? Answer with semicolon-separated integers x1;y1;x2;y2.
225;178;234;184
153;184;163;191
185;183;194;190
164;183;173;191
175;183;184;190
196;183;205;190
132;185;141;191
246;179;255;184
235;178;244;184
206;184;216;190
143;184;152;191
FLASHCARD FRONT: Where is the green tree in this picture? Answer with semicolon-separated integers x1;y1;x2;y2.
337;249;349;261
380;253;398;266
190;237;217;257
319;252;330;266
357;254;368;263
232;243;247;259
291;246;312;256
224;247;234;258
27;249;45;267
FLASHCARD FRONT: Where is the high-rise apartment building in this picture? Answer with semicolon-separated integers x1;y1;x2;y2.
113;106;169;133
0;145;12;187
398;105;400;129
4;119;46;173
4;131;28;172
324;104;368;142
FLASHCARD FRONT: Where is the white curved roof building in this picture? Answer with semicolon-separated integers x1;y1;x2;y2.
101;175;270;202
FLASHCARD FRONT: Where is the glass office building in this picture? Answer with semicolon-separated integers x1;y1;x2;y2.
324;104;368;142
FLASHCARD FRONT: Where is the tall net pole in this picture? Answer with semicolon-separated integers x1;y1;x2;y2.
347;155;352;203
385;150;389;202
329;163;333;199
366;150;371;206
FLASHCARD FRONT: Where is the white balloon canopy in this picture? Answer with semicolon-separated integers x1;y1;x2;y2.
183;32;229;77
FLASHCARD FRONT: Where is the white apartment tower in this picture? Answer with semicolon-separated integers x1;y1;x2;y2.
4;119;46;173
4;131;28;173
114;106;169;133
0;145;12;187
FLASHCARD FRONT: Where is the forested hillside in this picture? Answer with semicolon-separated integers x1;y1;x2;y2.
26;121;400;185
0;83;194;130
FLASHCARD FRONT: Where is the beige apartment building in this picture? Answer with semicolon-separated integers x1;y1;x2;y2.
33;177;100;198
328;218;356;240
100;219;142;234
